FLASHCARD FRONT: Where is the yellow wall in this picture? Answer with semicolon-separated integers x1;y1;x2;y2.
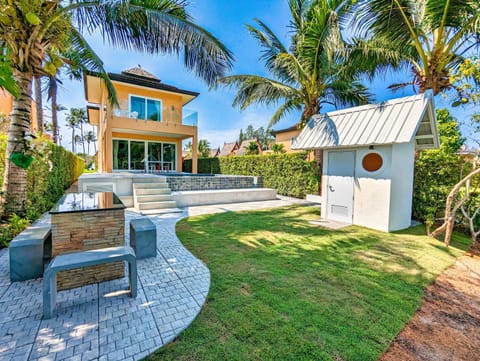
114;82;184;123
275;129;301;153
91;80;197;172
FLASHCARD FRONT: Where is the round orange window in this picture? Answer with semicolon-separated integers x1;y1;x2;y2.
362;153;383;172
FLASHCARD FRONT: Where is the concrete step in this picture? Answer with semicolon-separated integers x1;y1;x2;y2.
134;188;172;196
136;200;177;210
133;182;169;189
140;208;183;215
136;194;174;203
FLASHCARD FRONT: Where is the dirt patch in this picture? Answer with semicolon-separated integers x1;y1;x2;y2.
380;245;480;361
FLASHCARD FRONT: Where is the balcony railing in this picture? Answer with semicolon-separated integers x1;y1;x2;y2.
113;108;197;127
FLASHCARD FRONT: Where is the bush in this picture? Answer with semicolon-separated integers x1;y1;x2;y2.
413;150;469;222
0;134;84;245
183;153;319;198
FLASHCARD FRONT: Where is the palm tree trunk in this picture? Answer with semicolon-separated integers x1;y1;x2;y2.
93;139;97;153
1;71;33;216
34;76;43;133
87;140;90;155
72;128;75;152
80;122;86;155
50;78;59;144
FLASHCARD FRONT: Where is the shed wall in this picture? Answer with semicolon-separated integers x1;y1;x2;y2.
352;146;392;232
388;142;415;231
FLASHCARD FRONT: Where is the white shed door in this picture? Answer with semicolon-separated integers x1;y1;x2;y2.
327;151;355;223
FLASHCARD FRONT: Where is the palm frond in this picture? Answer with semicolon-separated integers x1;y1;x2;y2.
67;29;119;105
323;79;373;108
72;0;233;85
218;75;300;110
268;98;302;128
246;19;291;82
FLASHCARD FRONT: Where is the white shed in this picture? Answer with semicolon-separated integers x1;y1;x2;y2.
292;92;439;232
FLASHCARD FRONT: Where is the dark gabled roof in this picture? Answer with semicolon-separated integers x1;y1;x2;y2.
272;124;299;135
107;70;199;98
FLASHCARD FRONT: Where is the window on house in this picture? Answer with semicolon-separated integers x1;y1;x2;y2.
130;96;162;121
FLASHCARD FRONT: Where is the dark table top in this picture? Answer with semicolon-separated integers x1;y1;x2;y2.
49;192;125;214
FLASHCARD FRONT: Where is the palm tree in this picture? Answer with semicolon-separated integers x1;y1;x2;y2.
218;0;371;129
34;77;44;133
85;130;97;155
0;0;233;215
198;139;211;158
352;0;480;95
74;134;83;154
65;108;86;153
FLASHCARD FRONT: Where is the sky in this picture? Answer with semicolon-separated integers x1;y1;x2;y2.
55;0;476;152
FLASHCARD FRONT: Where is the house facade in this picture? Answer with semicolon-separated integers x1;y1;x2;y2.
84;67;200;173
272;124;301;153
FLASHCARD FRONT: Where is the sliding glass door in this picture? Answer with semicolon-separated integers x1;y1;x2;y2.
113;139;176;172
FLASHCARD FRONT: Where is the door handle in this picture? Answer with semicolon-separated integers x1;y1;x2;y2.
328;185;334;192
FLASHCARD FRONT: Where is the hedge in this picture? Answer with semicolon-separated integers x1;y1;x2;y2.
412;149;476;225
183;153;320;198
0;134;84;220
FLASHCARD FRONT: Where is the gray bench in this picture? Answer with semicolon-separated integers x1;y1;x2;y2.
43;246;137;319
9;226;51;282
130;218;157;259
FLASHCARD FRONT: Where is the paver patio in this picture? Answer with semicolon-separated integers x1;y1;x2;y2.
0;196;311;361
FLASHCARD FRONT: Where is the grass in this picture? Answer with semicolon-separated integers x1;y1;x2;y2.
146;206;471;361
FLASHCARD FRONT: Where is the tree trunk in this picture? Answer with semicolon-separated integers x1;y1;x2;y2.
34;76;43;133
430;167;480;246
80;122;86;155
1;71;33;216
72;128;75;153
93;139;97;154
50;77;59;144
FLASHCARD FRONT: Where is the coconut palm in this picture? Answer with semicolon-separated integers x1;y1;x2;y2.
218;0;371;129
65;108;87;153
351;0;480;95
85;130;97;155
0;0;233;214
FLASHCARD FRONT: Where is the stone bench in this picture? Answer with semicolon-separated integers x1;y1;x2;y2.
43;246;137;319
9;226;51;282
130;218;157;259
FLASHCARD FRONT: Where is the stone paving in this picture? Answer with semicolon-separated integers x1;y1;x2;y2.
0;196;312;361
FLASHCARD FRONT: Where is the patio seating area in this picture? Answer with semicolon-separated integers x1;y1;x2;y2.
0;196;311;361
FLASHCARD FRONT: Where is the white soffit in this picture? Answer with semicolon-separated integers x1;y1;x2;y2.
292;91;439;150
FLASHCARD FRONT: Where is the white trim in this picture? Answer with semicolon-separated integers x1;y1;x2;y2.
128;94;163;121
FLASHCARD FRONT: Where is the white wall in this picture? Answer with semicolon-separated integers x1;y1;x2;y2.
353;146;392;232
322;143;416;232
388;142;415;231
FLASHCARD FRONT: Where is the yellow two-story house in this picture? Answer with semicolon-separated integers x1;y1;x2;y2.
84;67;199;173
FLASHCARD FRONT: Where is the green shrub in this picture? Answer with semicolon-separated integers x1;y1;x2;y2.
0;134;84;245
184;153;319;198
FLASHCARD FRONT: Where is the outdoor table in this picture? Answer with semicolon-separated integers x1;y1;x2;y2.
49;192;126;290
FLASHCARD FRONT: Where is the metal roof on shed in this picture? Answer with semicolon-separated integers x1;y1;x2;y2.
292;92;439;150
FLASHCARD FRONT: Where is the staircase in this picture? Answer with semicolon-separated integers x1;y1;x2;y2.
133;177;182;214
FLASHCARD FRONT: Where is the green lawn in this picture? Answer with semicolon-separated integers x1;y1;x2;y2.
146;206;470;361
